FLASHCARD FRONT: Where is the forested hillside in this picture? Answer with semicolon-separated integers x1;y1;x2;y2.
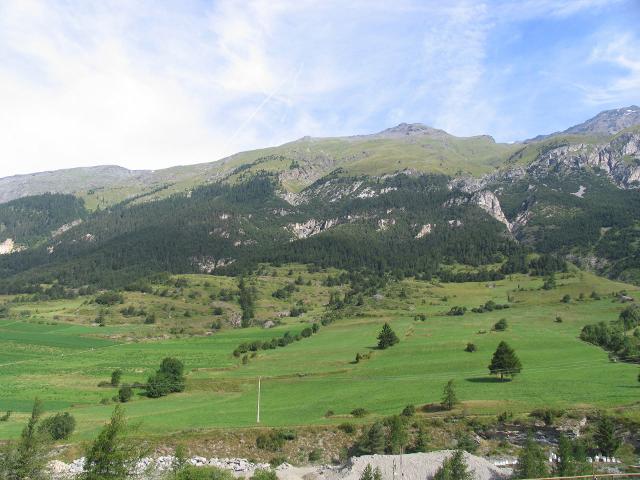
0;107;639;290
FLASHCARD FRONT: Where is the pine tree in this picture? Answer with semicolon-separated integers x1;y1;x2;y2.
441;379;459;411
373;467;382;480
515;435;548;479
377;323;399;349
433;450;472;480
555;434;576;477
2;398;49;480
594;415;620;457
386;415;408;454
488;341;522;380
82;406;146;480
360;421;386;455
359;464;374;480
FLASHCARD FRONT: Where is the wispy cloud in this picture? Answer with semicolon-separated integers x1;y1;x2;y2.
583;33;640;104
0;0;637;177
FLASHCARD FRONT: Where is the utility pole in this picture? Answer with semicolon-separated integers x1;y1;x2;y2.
256;376;261;423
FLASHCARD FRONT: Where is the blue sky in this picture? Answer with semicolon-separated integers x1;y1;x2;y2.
0;0;638;177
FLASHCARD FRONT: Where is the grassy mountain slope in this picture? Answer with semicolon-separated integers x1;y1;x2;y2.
0;266;638;441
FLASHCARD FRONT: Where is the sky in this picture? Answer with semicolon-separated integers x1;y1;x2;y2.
0;0;639;177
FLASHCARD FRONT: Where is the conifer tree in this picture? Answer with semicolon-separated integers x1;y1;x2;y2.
441;379;459;411
377;323;399;349
515;435;548;479
488;341;522;380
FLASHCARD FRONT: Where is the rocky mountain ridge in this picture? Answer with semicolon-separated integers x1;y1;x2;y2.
1;106;639;287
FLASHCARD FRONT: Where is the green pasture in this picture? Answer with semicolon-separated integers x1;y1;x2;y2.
0;268;639;441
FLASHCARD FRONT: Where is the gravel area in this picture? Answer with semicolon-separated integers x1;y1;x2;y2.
47;451;513;480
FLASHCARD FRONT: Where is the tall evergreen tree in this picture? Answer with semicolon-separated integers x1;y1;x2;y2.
0;398;49;480
515;435;548;479
82;406;146;480
555;434;577;477
488;341;522;380
359;464;374;480
441;379;459;411
359;421;386;455
386;415;408;454
594;415;620;457
433;450;472;480
377;323;399;349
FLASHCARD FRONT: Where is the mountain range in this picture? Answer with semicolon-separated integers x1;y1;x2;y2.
0;105;639;290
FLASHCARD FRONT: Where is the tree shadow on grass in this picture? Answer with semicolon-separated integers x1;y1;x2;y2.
465;377;513;383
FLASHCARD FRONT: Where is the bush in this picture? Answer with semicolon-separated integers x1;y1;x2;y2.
175;466;235;480
0;410;11;422
447;306;467;316
530;408;563;426
94;291;124;305
111;369;123;387
118;385;133;403
146;357;186;398
256;431;287;451
39;412;76;440
464;343;477;352
401;405;416;417
338;423;356;434
308;449;323;462
251;470;277;480
351;408;368;418
493;319;507;331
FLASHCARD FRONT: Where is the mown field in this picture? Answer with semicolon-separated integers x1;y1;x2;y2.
0;265;639;442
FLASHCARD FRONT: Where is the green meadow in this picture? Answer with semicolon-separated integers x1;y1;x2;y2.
0;267;639;442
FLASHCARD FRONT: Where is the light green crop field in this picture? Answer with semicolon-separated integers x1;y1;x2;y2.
0;267;639;442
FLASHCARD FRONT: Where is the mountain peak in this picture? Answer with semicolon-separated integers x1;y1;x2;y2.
563;105;640;136
527;105;640;142
373;123;449;139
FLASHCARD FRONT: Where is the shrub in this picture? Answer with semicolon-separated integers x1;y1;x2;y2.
0;410;11;422
465;343;477;352
251;470;277;480
94;291;124;305
256;431;288;451
493;319;507;331
561;294;571;303
555;316;563;323
146;357;186;398
530;408;563;426
175;466;235;480
401;404;416;417
308;449;323;462
111;369;123;387
351;408;368;418
118;385;133;403
338;423;356;434
269;457;287;468
447;306;467;316
39;412;76;440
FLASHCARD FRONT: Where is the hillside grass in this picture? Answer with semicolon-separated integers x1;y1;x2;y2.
0;266;639;442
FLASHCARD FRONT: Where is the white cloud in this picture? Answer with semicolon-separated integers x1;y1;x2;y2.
583;33;640;104
0;0;636;177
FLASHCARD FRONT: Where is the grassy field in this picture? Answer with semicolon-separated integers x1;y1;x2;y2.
0;266;639;442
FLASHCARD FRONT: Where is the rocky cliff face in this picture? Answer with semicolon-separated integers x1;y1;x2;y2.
527;132;640;188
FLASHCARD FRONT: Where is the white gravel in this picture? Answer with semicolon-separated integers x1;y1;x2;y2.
47;451;512;480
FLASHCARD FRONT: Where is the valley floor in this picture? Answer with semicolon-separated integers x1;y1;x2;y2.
0;266;639;443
